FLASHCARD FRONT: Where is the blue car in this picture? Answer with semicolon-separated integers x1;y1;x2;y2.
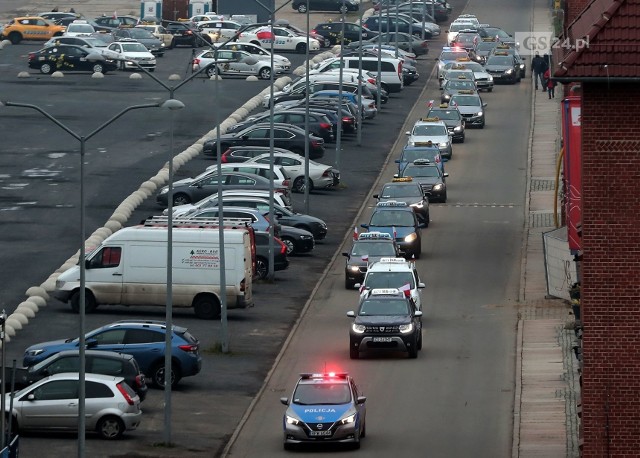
23;320;202;388
361;201;423;259
280;372;366;450
310;90;378;119
396;144;445;174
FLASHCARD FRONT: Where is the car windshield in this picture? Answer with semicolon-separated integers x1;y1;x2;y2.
402;148;438;162
485;28;511;39
403;166;440;178
413;124;447;136
381;184;422;198
450;23;475;32
450;95;480;106
456;34;477;43
487;56;512;66
351;241;396;257
428;110;459;120
447;80;475;90
292;383;351;405
69;25;94;33
440;51;468;61
128;29;153;38
358;298;410;315
477;42;498;51
460;62;484;71
84;37;108;47
370;210;415;227
122;43;148;52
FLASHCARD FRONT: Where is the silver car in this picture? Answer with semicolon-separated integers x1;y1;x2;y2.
5;372;142;440
192;48;287;79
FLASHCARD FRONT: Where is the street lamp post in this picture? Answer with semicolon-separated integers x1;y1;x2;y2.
357;10;364;146
0;100;162;458
336;0;347;171
377;2;383;109
304;0;311;213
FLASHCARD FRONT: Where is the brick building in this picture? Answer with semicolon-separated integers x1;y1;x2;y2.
552;0;640;455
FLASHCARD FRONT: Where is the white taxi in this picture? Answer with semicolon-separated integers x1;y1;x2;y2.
236;26;320;54
192;48;286;79
356;257;425;311
107;39;156;71
406;118;453;160
197;20;242;41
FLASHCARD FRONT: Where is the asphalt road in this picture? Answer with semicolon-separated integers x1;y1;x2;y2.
0;15;443;457
226;0;533;455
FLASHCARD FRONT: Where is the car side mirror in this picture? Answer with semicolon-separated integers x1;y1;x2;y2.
347;311;356;317
360;223;369;229
85;259;92;269
405;131;410;135
443;172;449;177
372;194;379;199
418;282;426;288
354;283;361;289
242;135;249;140
342;252;350;258
357;396;367;404
415;310;423;317
280;397;289;405
394;159;400;163
483;102;488;107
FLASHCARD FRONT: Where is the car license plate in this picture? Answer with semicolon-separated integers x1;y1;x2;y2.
309;430;332;436
373;337;392;342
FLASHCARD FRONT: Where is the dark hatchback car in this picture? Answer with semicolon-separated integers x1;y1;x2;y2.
312;21;377;46
278;225;315;255
347;288;423;359
203;123;325;159
93;15;140;31
398;159;449;203
289;100;359;134
11;350;148;401
28;44;118;74
112;27;165;56
228;110;335;144
163;21;209;47
343;232;399;289
254;231;289;279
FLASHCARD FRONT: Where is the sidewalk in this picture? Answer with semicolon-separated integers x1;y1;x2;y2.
513;0;581;456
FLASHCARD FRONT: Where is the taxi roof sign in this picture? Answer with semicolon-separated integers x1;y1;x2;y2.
457;89;475;94
376;201;408;207
496;44;510;48
392;176;413;183
414;141;435;146
378;257;409;264
420;117;440;122
456;57;471;61
369;288;401;296
493;51;509;55
439;103;449;108
482;37;497;41
412;159;431;165
358;232;393;240
457;75;468;79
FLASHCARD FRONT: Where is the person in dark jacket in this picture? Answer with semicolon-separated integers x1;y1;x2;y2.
531;52;546;90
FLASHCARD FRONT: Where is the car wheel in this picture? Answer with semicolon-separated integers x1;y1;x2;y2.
92;63;104;74
423;213;430;227
256;256;268;280
349;347;359;359
417;333;423;350
119;61;126;71
97;415;125;440
284;443;294;451
281;237;296;255
40;63;54;74
297;4;308;13
8;32;21;45
168;39;175;49
480;122;485;129
408;342;418;359
206;65;217;78
151;362;180;388
488;87;493;92
292;176;307;193
296;42;306;54
345;278;355;289
149;68;155;72
193;295;221;319
460;135;465;143
339;5;348;14
360;420;366;438
441;192;447;203
258;66;271;80
70;290;98;313
172;193;191;206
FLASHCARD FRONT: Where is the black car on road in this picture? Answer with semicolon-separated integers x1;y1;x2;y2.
398;159;449;203
163;21;209;47
343;232;399;289
347;288;423;359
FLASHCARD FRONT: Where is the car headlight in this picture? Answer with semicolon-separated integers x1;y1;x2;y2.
26;349;44;357
352;323;366;334
404;232;417;243
443;94;450;100
340;414;356;425
439;142;448;148
399;323;414;334
408;140;415;146
433;184;443;191
286;415;300;425
159;188;169;195
477;111;483;116
160;43;165;47
487;75;493;81
519;64;525;69
505;69;513;74
453;126;462;132
348;265;360;272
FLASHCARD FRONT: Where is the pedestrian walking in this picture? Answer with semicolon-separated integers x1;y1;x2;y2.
531;52;546;90
544;68;556;98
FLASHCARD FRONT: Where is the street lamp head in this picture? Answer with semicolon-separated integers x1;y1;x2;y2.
161;99;185;111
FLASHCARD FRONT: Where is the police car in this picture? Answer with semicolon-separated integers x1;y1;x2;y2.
426;101;465;143
356;257;425;311
343;232;399;289
347;287;423;359
361;201;423;258
406;117;453;160
373;178;430;225
236;25;320;53
280;372;366;449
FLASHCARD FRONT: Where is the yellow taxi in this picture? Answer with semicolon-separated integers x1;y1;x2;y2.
1;17;66;44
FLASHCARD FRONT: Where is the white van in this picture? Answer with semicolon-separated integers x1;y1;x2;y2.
311;56;404;93
53;222;254;319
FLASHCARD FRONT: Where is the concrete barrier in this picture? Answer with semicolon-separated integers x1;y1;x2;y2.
129;73;143;80
6;317;23;331
40;279;56;292
51;71;64;78
246;76;259;81
18;301;38;313
168;74;181;81
17;71;30;78
9;313;28;326
91;72;105;79
26;286;49;301
4;324;16;337
15;306;36;319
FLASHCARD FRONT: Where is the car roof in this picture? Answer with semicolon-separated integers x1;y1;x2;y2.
51;349;133;360
45;372;123;382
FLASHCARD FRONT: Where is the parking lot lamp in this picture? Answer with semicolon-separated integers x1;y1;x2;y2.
304;0;311;213
0;100;161;458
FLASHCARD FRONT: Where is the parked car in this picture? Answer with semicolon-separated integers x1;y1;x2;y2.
5;373;141;439
254;231;289;279
166;189;292;217
163;20;210;47
236;25;320;53
107;39;156;71
313;21;377;46
204;162;292;193
1;16;65;44
202;123;325;159
183;206;281;235
278;225;315;255
192;48;286;79
293;0;359;13
112;27;166;56
228;109;335;143
136;24;175;48
23;320;202;388
93;15;140;31
63;20;96;37
43;35;121;59
27;44;118;74
13;350;148;401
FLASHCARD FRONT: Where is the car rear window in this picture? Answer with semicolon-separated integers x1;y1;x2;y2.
178;329;199;344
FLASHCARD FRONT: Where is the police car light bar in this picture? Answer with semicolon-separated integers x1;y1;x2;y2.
376;201;408;207
358;232;393;240
300;372;348;379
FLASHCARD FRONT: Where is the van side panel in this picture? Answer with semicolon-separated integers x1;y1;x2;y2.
346;58;403;92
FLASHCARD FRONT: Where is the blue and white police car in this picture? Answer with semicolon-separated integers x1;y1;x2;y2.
280;372;367;450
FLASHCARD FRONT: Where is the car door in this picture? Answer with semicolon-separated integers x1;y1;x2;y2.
273;28;293;50
66;46;91;71
350;378;366;429
216;50;238;75
241;127;269;146
190;173;227;202
84;380;117;427
273;128;297;151
120;328;165;373
17;379;79;429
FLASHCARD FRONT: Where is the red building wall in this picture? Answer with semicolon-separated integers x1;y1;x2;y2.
580;82;640;457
